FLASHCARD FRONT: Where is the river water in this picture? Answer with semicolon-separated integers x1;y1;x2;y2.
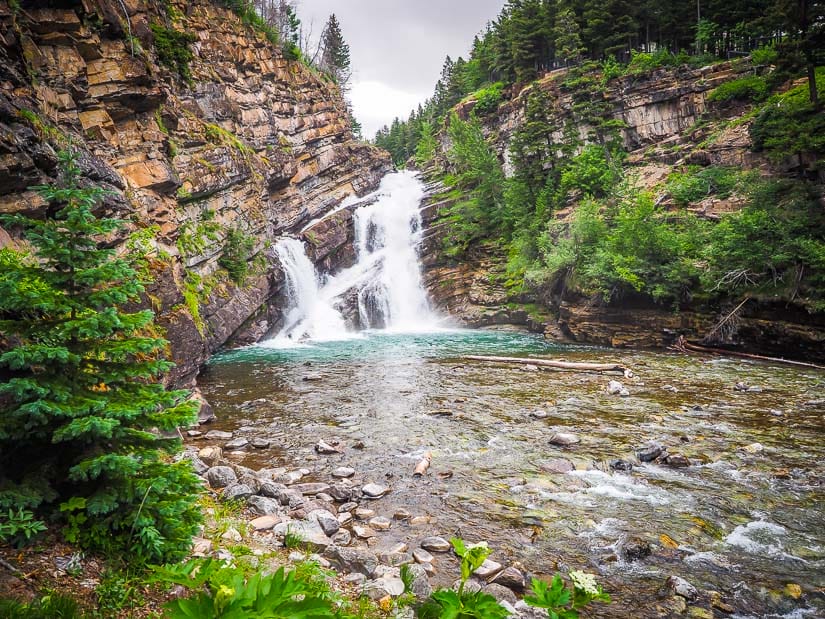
198;172;825;617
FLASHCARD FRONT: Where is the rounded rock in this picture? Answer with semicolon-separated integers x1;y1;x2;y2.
420;536;451;553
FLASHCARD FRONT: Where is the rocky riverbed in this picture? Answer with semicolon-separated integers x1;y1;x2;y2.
194;329;825;618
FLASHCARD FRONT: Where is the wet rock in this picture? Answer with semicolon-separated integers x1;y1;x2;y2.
362;483;389;498
621;537;652;561
206;466;237;488
247;495;281;516
251;438;271;449
224;483;254;502
292;482;332;496
420;536;451;553
205;430;233;440
259;480;288;498
332;466;355;478
549;432;580;447
667;575;699;600
743;442;764;454
474;558;503;580
324;545;379;577
315;439;340;454
250;515;280;531
413;548;434;564
636;442;665;462
664;454;691;468
493;566;526;592
607;380;630;396
225;437;249;450
541;458;575;474
484;583;517;604
609;459;634;472
198;446;223;465
274;520;332;551
369;516;392;531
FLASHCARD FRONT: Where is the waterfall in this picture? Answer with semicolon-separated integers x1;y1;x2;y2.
269;171;436;343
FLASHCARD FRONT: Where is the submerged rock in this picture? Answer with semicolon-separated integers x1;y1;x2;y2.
607;380;630;396
205;430;233;440
609;459;634;472
621;537;652;561
541;458;576;474
549;432;580;447
636;442;665;462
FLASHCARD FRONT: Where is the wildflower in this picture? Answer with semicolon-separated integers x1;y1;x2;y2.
570;570;600;596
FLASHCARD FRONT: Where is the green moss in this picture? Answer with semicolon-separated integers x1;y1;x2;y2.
176;210;221;256
708;75;769;103
150;23;196;82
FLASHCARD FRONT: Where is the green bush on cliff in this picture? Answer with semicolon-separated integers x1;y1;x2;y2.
150;23;197;81
0;149;202;564
708;75;769;103
219;227;255;286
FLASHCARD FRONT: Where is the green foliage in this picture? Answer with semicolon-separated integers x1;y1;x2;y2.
150;23;197;81
708;75;769;102
0;149;202;564
524;572;610;619
560;145;619;199
666;166;749;205
219;227;255;286
469;82;505;116
176;210;221;257
219;0;280;46
205;123;255;158
415;121;438;167
417;538;509;619
96;569;146;616
154;559;341;618
0;592;88;619
0;507;47;547
750;43;778;66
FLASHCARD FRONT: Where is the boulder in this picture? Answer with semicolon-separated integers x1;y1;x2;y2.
206;466;237;488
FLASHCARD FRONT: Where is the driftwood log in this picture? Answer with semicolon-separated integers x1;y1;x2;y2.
674;336;825;370
464;355;633;378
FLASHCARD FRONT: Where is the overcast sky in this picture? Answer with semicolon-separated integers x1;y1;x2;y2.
297;0;505;138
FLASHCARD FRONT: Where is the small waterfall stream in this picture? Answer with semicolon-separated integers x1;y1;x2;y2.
270;171;437;342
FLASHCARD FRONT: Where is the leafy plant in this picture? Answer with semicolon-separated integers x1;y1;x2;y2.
219;227;255;286
0;592;88;619
417;538;509;619
524;572;610;618
708;75;769;103
0;149;202;564
666;166;747;205
0;507;47;547
150;24;197;81
154;559;340;618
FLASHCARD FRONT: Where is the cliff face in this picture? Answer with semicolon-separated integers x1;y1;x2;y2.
0;0;392;386
420;62;825;361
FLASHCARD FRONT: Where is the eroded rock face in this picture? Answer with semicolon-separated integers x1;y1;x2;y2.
0;0;392;386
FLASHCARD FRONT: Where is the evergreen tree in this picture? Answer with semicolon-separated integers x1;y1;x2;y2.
320;14;352;89
0;149;202;564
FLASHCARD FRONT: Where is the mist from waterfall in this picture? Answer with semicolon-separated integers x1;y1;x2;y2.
268;171;437;344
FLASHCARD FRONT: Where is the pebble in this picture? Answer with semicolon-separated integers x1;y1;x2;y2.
354;525;376;539
361;483;389;498
410;516;430;525
225;437;249;450
355;507;375;519
205;430;233;440
393;508;411;520
369;516;392;530
607;380;630;396
549;431;580;446
251;438;271;449
413;548;434;564
420;536;451;553
332;466;356;478
667;575;699;600
250;515;280;531
315;440;340;454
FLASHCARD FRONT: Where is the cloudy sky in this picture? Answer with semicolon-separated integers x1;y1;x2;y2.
297;0;505;138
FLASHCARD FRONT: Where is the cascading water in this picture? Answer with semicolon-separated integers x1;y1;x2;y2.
270;171;437;343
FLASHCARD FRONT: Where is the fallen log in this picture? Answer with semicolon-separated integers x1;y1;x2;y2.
673;336;825;370
413;451;432;476
464;355;633;378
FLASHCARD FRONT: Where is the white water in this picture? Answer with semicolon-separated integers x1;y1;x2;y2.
268;171;437;343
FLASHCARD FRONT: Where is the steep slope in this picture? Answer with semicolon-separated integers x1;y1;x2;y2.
0;0;391;387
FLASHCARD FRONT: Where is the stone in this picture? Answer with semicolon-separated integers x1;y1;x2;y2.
664;454;691;467
340;502;358;513
636;442;665;462
191;537;212;557
541;458;575;474
354;525;376;539
484;583;518;604
205;430;233;440
332;466;356;478
337;512;353;525
609;459;634;472
413;548;434;564
198;446;222;465
327;484;353;502
393;508;411;520
365;575;405;599
259;481;288;498
549;432;580;446
277;470;305;485
292;482;332;496
187;430;203;438
406;563;433;600
206;466;237;488
247;495;281;516
743;442;764;454
355;507;375;519
410;516;431;525
607;380;629;396
315;439;340;454
332;529;352;546
362;483;389;498
224;483;254;501
621;537;652;561
225;437;249;450
379;552;413;567
343;573;366;585
324;545;379;577
221;527;242;542
309;510;341;537
420;536;451;553
189;456;210;475
250;515;280;531
474;558;503;580
667;575;699;600
251;438;271;449
493;566;526;592
369;516;392;531
273;520;332;552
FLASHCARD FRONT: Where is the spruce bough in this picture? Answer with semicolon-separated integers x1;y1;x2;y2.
0;149;202;563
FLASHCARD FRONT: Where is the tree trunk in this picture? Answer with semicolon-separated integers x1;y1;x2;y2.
464;355;633;377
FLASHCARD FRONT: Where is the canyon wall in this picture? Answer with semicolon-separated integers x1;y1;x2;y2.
0;0;392;387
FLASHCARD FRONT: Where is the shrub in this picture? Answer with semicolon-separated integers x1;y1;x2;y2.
150;24;197;81
219;227;255;285
560;145;619;199
471;82;505;116
0;507;47;547
708;75;769;102
0;593;88;619
525;572;611;617
750;43;778;66
0;149;202;564
666;166;747;205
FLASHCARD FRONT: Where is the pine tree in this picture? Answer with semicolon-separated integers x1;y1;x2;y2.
320;14;352;89
0;149;202;564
